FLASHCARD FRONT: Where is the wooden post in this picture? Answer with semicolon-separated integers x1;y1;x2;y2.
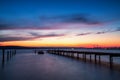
10;50;12;58
2;49;5;62
14;49;16;55
72;53;74;58
67;52;68;57
7;51;9;61
82;53;84;60
9;52;11;59
12;50;14;57
64;52;66;56
67;53;69;57
61;52;62;56
60;52;63;56
2;48;5;68
35;49;36;54
70;53;71;57
109;55;113;69
95;54;97;64
99;55;101;64
58;51;60;55
84;53;86;62
60;52;61;55
71;53;72;57
77;53;79;59
63;52;64;56
90;54;91;62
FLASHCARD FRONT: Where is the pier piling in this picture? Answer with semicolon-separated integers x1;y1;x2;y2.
109;55;113;69
47;49;120;69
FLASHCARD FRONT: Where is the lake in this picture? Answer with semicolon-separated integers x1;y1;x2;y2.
0;49;120;80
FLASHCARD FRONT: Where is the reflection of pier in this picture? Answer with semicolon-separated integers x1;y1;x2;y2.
1;49;16;69
48;50;120;69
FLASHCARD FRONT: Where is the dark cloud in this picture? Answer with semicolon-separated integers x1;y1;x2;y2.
0;23;13;30
38;33;65;38
40;14;101;24
76;31;111;36
0;36;33;42
96;31;107;34
30;32;41;36
76;28;120;36
95;27;120;34
0;14;119;32
0;33;65;42
30;32;65;38
62;14;100;24
0;19;18;30
115;27;120;31
76;32;92;36
0;14;103;30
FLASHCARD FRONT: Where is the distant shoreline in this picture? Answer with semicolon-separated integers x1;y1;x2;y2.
0;46;120;50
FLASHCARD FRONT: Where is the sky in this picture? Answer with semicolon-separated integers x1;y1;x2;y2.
0;0;120;47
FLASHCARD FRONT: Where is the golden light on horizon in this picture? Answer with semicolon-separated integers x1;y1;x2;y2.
1;32;120;48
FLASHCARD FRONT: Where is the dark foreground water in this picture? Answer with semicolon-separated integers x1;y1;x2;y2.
0;49;120;80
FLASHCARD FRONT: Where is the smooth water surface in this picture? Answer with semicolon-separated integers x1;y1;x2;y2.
0;49;120;80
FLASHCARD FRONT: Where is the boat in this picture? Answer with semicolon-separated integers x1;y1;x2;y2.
38;51;44;54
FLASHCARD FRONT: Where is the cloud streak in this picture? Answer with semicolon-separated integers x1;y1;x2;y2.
115;27;120;31
0;13;102;30
95;27;120;34
95;31;108;34
0;36;33;42
0;33;65;42
62;14;100;25
40;14;101;24
76;32;92;36
76;27;120;36
0;27;119;42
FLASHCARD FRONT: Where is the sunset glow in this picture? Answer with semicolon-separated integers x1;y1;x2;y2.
0;0;120;48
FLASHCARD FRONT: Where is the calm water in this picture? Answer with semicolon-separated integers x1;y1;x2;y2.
0;49;120;80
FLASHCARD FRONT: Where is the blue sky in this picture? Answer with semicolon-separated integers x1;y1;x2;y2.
1;0;120;23
0;0;120;47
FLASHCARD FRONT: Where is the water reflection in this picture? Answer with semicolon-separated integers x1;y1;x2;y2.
1;49;5;69
1;49;16;69
2;56;5;69
0;50;120;80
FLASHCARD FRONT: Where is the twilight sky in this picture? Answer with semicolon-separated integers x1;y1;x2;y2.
0;0;120;47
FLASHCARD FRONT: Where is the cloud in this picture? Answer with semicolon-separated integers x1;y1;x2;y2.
95;31;107;34
115;27;120;31
0;19;20;30
39;14;101;27
0;23;13;30
62;14;100;24
30;32;41;36
0;32;65;42
76;27;120;36
29;32;65;38
95;27;120;34
0;13;102;30
76;32;92;36
0;36;33;42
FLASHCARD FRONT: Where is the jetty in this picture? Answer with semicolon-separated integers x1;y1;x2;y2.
47;49;120;69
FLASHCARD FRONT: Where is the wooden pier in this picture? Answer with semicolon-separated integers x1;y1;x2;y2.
48;49;120;69
1;49;16;68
